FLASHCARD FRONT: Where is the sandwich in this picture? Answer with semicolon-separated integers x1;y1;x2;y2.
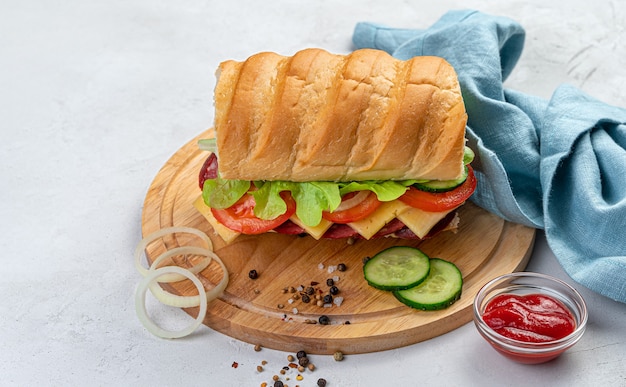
193;48;476;244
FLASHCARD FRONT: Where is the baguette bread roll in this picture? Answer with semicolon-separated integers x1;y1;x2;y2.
214;48;467;182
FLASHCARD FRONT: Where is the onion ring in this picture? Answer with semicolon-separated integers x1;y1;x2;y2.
133;227;229;338
135;266;208;339
335;190;370;212
148;247;229;308
134;226;213;278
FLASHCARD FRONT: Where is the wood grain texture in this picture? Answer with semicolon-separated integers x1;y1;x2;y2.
141;129;536;354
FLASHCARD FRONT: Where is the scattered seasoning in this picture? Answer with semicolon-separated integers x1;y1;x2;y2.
298;356;309;367
301;294;311;303
287;355;295;362
296;374;304;381
305;286;315;295
277;304;285;309
262;360;268;365
261;383;268;387
232;361;239;368
318;315;330;325
326;278;334;287
254;289;261;294
296;350;307;359
337;263;347;272
329;286;339;295
323;294;333;304
317;378;327;387
254;344;262;352
333;351;344;361
297;365;305;372
362;256;371;264
274;380;284;387
249;269;259;279
257;365;264;372
307;363;315;371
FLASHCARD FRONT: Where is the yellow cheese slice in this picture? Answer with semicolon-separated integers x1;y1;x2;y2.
288;214;333;240
193;196;241;244
395;204;452;239
347;200;410;240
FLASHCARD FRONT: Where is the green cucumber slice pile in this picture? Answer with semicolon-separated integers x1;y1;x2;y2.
363;246;463;310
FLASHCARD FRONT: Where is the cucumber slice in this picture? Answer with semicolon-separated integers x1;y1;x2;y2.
363;246;430;291
413;165;469;193
393;258;462;310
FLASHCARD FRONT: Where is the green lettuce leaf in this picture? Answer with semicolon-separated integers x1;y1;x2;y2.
202;178;250;209
338;180;416;201
202;178;413;227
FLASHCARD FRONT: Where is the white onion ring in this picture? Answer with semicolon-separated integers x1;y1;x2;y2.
134;226;214;279
148;247;229;308
143;246;216;283
135;266;208;339
335;190;370;212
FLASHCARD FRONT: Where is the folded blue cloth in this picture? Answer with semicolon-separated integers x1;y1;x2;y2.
353;10;626;303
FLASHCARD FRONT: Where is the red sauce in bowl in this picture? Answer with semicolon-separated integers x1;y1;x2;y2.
482;293;576;343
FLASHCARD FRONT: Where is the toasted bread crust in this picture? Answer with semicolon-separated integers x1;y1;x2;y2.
214;48;467;182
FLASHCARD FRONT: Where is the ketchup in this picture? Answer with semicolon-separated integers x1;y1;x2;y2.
482;293;576;343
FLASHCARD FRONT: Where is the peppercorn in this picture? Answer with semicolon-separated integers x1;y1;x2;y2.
317;378;327;387
333;351;344;361
248;269;259;279
298;356;309;367
274;381;284;387
305;286;315;295
301;294;311;303
296;350;307;359
287;354;295;362
329;286;339;295
326;278;334;287
337;263;347;271
323;294;333;304
318;315;330;325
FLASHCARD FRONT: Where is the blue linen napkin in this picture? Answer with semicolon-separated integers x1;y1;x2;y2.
353;10;626;303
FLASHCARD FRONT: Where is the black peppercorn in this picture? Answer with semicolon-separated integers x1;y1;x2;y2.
326;278;334;287
298;356;309;367
305;286;315;295
248;269;259;279
329;285;339;295
317;378;327;387
274;381;284;387
296;350;307;359
318;315;330;325
301;294;311;303
323;294;333;304
337;263;347;271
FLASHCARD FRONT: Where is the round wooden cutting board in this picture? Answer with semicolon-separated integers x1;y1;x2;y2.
141;129;536;354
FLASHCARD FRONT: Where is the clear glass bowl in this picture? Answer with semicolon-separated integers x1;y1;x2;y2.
473;272;588;364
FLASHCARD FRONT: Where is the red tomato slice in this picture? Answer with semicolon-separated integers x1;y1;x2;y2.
322;191;382;223
399;166;477;212
211;192;296;234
